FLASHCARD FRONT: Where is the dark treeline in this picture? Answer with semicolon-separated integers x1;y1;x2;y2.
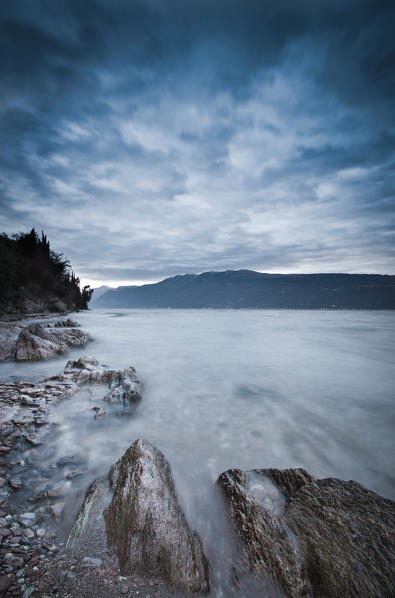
0;228;93;314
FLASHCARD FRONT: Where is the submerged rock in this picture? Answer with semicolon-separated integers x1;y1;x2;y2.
217;467;395;598
68;439;210;595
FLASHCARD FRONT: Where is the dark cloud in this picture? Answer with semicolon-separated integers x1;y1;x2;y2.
0;0;394;285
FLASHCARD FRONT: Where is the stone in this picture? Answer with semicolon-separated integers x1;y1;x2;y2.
49;503;64;520
105;439;210;594
23;529;34;539
0;528;11;537
36;528;46;538
67;440;210;595
82;557;102;567
19;513;36;526
14;323;90;362
8;478;23;490
47;483;70;497
217;468;395;598
53;319;80;328
0;575;11;593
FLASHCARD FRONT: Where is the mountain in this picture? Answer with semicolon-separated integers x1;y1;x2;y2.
90;285;113;306
93;270;395;309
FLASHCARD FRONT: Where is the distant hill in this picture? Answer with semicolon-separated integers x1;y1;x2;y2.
90;285;112;306
94;270;395;309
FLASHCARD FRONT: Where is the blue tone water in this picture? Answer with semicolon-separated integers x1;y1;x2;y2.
1;309;394;524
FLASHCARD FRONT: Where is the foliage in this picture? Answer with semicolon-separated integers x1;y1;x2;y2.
0;228;93;314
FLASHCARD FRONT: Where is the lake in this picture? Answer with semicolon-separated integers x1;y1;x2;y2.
1;308;394;574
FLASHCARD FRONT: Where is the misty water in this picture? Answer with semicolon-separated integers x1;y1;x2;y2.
1;308;395;594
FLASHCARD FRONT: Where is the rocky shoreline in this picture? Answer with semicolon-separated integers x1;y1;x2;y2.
0;316;394;597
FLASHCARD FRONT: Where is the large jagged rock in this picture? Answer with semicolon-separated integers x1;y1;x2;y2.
217;468;395;598
105;440;210;594
68;439;210;595
14;323;90;361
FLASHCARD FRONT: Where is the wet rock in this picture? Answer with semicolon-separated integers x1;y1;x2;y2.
82;557;102;567
63;357;142;412
68;439;210;595
15;324;68;361
19;513;36;527
8;478;23;490
49;503;64;520
14;323;90;362
53;319;80;328
105;439;210;594
56;456;83;468
36;528;46;538
217;468;395;598
47;482;70;498
0;574;11;594
0;528;11;537
217;469;311;597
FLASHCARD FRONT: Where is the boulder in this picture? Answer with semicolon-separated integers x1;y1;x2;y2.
14;323;90;361
68;439;210;595
217;468;395;598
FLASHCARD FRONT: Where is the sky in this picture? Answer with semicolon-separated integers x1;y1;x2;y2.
0;0;394;288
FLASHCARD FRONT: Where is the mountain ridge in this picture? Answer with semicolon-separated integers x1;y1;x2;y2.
93;270;395;309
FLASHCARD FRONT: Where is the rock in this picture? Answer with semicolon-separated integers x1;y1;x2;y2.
82;557;102;567
217;468;395;598
36;528;46;538
56;456;82;468
68;439;210;595
105;439;210;594
53;319;80;328
49;503;64;520
0;528;11;537
23;528;34;539
0;575;11;594
14;323;90;362
47;482;70;497
19;513;36;526
8;478;23;490
15;324;68;361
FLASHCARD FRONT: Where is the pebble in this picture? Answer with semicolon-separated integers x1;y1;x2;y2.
23;528;35;539
20;512;36;525
36;528;46;538
0;575;11;593
82;556;102;567
8;478;23;489
0;527;11;537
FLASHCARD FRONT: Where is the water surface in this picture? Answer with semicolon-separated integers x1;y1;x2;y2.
1;309;394;540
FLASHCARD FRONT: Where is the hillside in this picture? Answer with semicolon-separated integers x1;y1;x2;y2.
0;229;93;315
94;270;395;309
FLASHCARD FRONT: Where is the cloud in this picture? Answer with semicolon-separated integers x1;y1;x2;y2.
0;0;394;285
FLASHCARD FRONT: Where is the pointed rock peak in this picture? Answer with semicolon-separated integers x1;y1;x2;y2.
105;439;210;594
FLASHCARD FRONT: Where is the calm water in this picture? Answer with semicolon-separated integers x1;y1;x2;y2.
1;309;394;591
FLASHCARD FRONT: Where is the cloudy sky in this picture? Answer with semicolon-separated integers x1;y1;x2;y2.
1;0;394;287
